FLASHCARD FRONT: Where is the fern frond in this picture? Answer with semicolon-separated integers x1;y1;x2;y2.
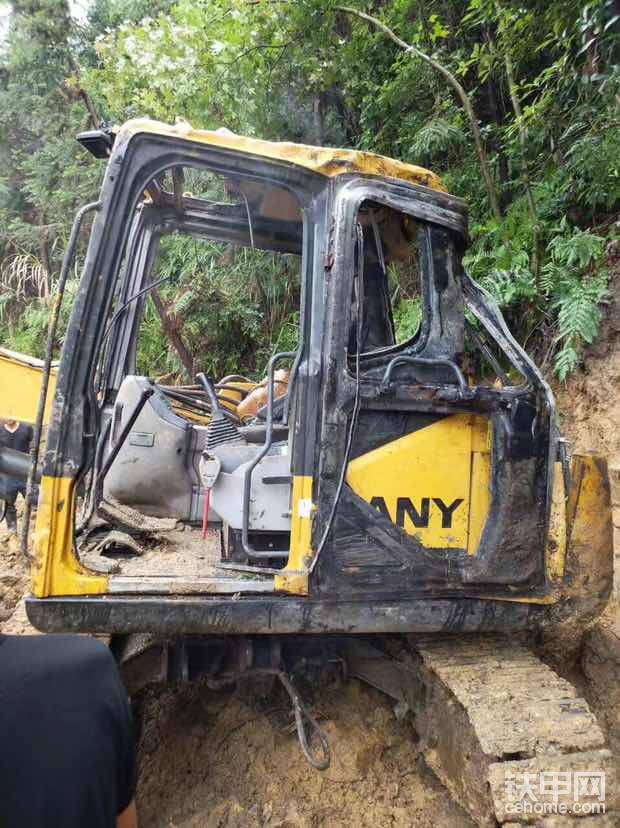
554;343;579;381
410;118;465;162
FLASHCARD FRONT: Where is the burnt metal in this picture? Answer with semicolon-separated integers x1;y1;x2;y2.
313;461;544;598
307;174;552;598
461;272;558;523
25;594;544;635
380;355;467;394
309;222;365;569
464;319;510;386
34;126;563;639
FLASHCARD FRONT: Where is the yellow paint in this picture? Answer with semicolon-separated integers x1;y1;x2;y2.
566;455;609;548
0;348;57;424
32;476;108;597
217;380;257;414
116;119;446;192
274;572;309;594
546;461;567;581
169;402;210;425
563;453;613;600
274;475;313;595
482;592;559;605
346;414;492;553
170;380;257;424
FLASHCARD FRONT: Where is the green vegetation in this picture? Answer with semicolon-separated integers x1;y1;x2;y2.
0;0;618;380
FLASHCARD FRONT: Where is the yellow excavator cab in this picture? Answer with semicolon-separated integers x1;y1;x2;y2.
0;117;607;634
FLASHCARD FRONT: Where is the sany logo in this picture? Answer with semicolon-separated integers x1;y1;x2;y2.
369;496;464;529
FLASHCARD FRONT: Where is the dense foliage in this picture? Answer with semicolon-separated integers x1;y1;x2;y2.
0;0;618;380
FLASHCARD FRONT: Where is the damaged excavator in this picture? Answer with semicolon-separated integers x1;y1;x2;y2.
2;118;616;824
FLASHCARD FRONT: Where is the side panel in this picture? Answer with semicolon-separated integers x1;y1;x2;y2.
0;349;57;424
346;414;491;552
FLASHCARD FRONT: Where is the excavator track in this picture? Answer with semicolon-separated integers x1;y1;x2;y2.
409;636;618;826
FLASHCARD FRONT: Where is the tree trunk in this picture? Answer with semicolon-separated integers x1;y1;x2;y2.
150;288;195;379
337;5;503;222
484;76;511;210
313;95;326;146
67;54;100;128
494;0;540;278
38;224;51;298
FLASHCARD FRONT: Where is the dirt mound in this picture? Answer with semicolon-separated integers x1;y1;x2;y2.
582;605;620;754
554;240;620;464
135;678;472;828
0;530;28;629
551;245;620;765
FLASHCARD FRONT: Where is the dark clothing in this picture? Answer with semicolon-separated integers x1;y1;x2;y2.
0;634;137;828
3;497;19;531
0;423;32;454
0;423;32;501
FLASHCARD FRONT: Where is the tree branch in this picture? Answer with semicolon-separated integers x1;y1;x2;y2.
336;5;502;221
67;53;100;128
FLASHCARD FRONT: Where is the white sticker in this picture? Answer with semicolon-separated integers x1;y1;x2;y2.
297;498;314;518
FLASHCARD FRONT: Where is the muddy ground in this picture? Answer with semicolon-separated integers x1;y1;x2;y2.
135;678;474;827
1;258;619;826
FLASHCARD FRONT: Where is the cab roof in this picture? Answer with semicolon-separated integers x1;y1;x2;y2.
85;118;446;193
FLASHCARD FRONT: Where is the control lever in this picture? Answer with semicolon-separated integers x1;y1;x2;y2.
196;372;221;416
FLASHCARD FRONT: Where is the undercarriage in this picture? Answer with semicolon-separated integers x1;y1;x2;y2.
109;631;619;826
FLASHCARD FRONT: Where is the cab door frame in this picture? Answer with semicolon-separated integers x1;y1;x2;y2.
310;175;557;599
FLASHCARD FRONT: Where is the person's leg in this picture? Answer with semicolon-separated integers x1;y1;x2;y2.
4;495;17;531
